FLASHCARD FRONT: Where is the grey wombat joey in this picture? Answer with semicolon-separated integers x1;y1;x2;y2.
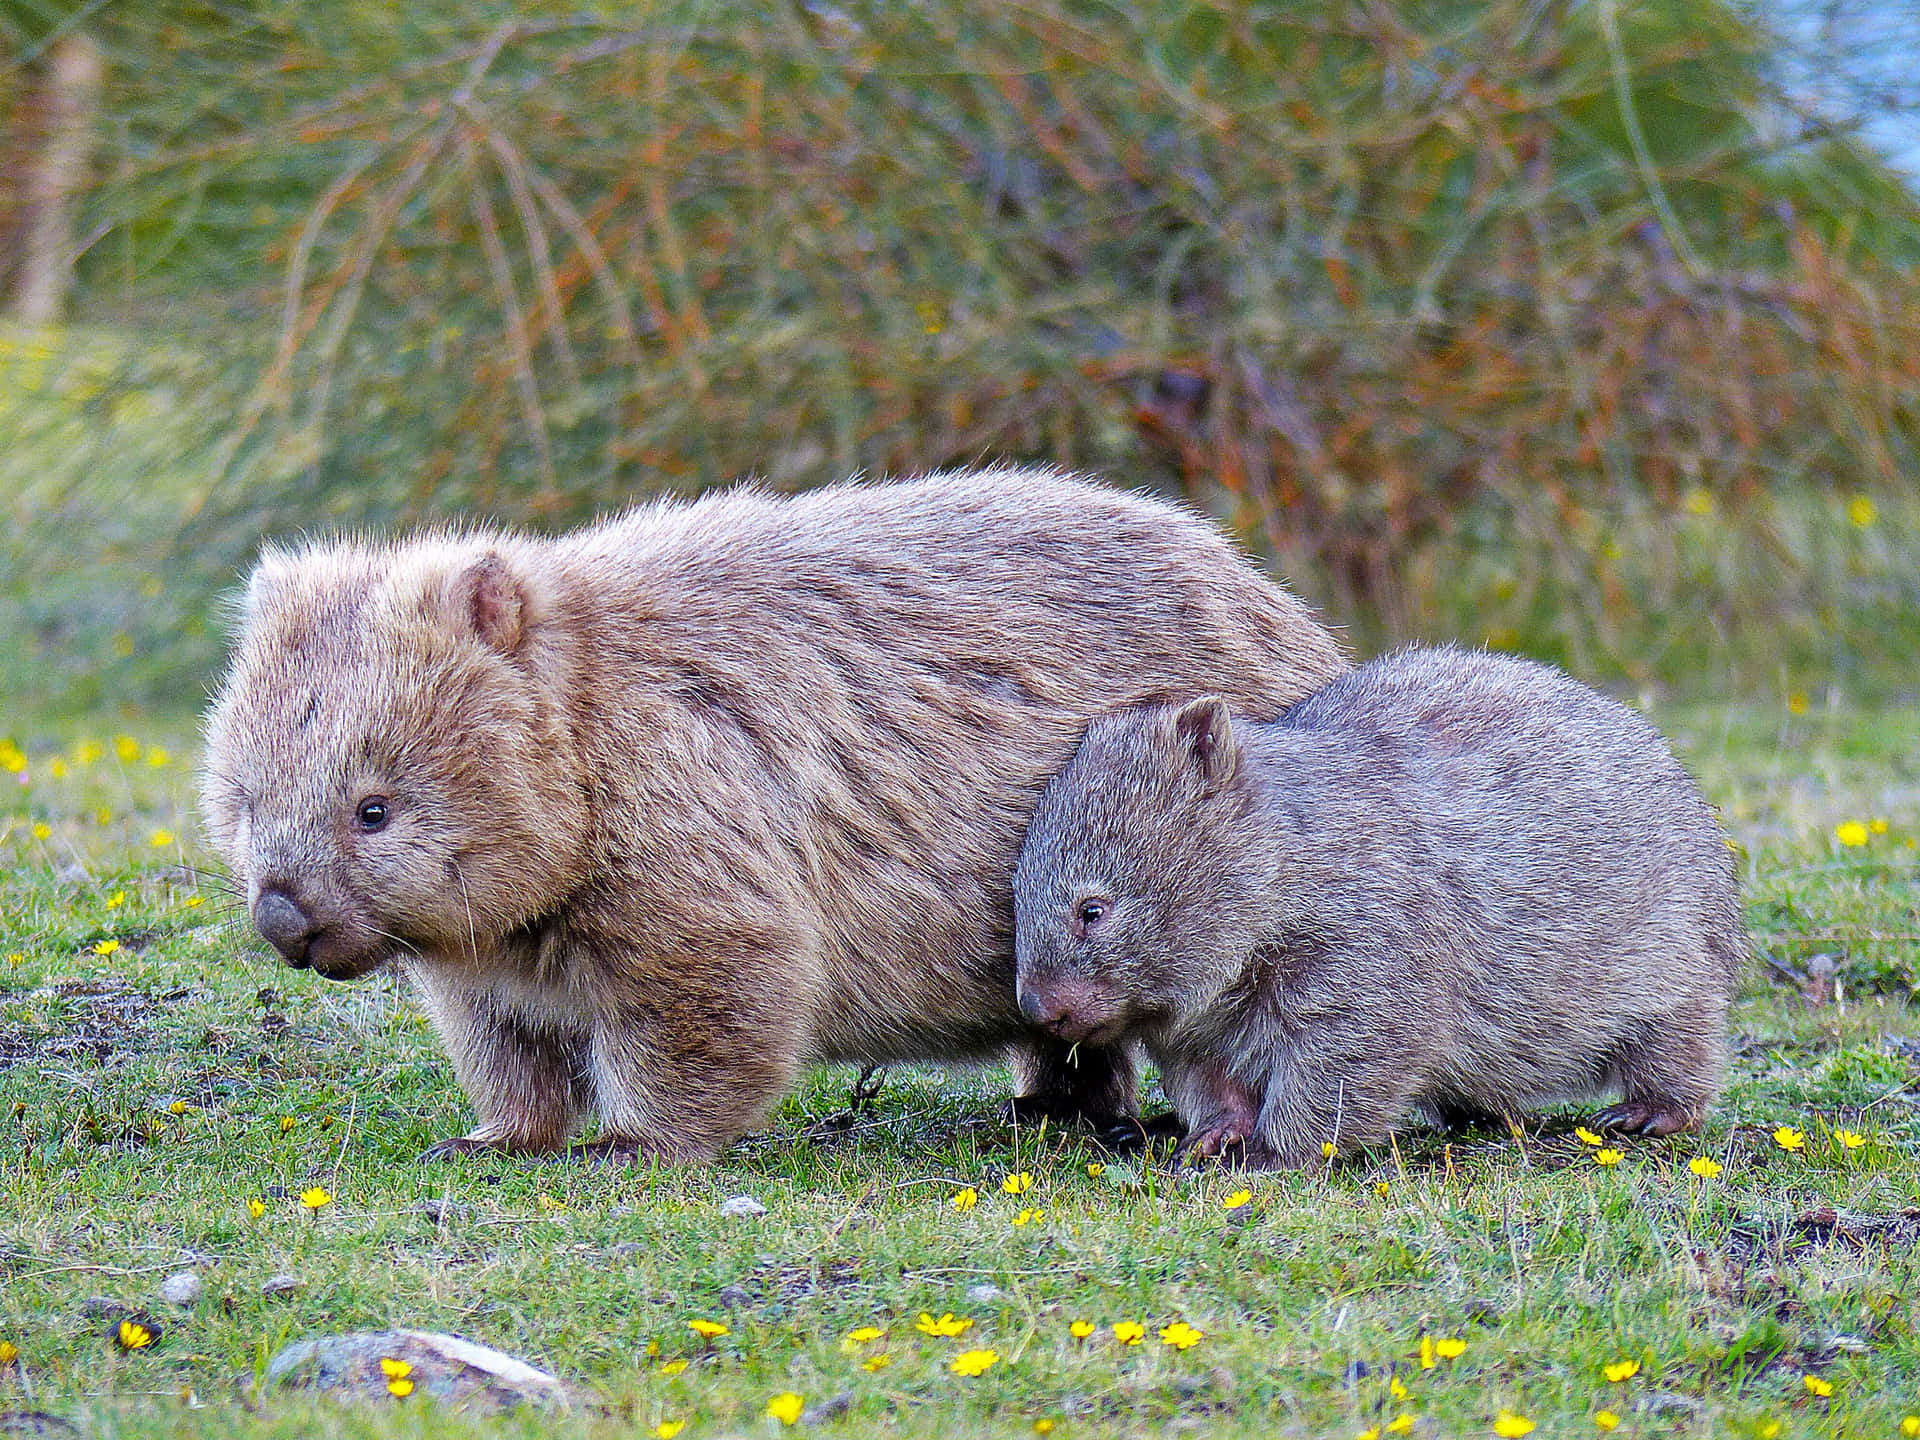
201;468;1346;1162
1014;646;1746;1167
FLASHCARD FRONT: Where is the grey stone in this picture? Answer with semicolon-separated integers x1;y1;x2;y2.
719;1195;766;1218
158;1272;203;1306
261;1328;575;1411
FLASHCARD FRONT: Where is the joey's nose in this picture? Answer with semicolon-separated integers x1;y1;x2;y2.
1018;975;1111;1042
254;888;319;968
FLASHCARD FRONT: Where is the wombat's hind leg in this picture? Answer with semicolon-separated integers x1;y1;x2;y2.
1007;1038;1139;1129
1594;1012;1723;1137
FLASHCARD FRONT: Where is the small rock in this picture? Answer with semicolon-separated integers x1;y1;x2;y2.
719;1195;766;1218
802;1393;852;1426
966;1284;1003;1304
716;1285;752;1308
1638;1393;1701;1418
159;1272;203;1306
262;1328;576;1410
261;1275;306;1298
0;1413;81;1436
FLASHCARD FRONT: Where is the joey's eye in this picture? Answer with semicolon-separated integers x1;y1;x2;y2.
1074;898;1109;933
355;797;391;832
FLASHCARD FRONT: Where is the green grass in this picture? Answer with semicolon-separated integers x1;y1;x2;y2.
1;702;1917;1439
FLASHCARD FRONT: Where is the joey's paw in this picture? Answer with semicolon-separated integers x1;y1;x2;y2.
1591;1102;1700;1138
1095;1111;1186;1154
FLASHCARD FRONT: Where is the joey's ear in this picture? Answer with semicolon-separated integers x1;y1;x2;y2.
447;552;526;654
1173;695;1236;791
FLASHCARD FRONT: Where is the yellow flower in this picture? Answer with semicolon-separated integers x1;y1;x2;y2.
1682;488;1713;517
75;739;102;766
114;735;141;764
184;895;205;908
106;890;125;908
279;1116;297;1133
950;1348;999;1376
658;1360;688;1376
1835;1130;1866;1150
767;1392;804;1426
687;1319;728;1338
1847;495;1878;528
299;1187;331;1210
3;953;17;967
951;1186;978;1211
1086;1162;1105;1178
1390;1376;1409;1401
843;1327;883;1347
1688;1156;1722;1179
1594;1412;1620;1432
1493;1412;1535;1438
1803;1375;1832;1398
92;938;120;957
1159;1322;1204;1350
1869;818;1890;835
1575;1127;1604;1146
1756;1423;1780;1439
1112;1321;1145;1346
1358;1429;1380;1440
1034;1422;1056;1435
1002;1172;1034;1195
1604;1359;1639;1382
1901;1417;1920;1438
1375;1181;1391;1198
1223;1189;1252;1210
380;1358;412;1378
93;806;111;825
1420;1336;1436;1370
1787;690;1809;716
30;822;50;841
246;1198;265;1219
147;745;171;768
48;758;66;780
861;1353;891;1373
654;1423;685;1439
0;1341;18;1364
1834;821;1868;848
1435;1337;1465;1360
1773;1127;1805;1153
1069;1320;1095;1339
1594;1149;1624;1168
1322;1140;1337;1159
1387;1417;1413;1435
536;1194;566;1212
916;1313;972;1338
150;829;175;848
118;1320;153;1350
168;1100;188;1116
1012;1207;1045;1227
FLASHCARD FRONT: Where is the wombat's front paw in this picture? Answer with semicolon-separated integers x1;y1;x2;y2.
1177;1122;1248;1163
1095;1111;1186;1154
1590;1101;1700;1137
420;1135;516;1162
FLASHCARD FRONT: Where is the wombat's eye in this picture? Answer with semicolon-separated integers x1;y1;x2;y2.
355;797;391;832
1078;899;1107;928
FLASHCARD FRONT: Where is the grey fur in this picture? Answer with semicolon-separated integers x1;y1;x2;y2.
1014;645;1746;1167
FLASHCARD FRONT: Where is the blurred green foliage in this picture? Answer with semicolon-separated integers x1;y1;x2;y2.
2;0;1918;709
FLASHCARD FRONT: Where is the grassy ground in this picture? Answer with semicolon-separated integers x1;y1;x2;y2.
0;701;1916;1439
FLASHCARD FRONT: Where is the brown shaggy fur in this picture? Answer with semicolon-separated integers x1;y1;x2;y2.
201;468;1346;1161
1014;645;1747;1168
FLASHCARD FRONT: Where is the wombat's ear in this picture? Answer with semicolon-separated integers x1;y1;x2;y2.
1173;695;1236;791
447;553;525;654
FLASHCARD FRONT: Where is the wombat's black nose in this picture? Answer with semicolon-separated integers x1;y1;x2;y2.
254;888;319;968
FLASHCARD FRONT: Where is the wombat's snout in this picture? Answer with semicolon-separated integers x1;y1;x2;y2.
1018;973;1125;1044
253;888;323;970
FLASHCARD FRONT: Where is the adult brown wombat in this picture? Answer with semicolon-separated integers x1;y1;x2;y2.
1013;645;1745;1168
201;468;1346;1161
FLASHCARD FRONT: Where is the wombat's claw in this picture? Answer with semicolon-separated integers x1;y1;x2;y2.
420;1135;511;1161
1094;1111;1186;1154
1590;1102;1697;1138
1176;1125;1248;1166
